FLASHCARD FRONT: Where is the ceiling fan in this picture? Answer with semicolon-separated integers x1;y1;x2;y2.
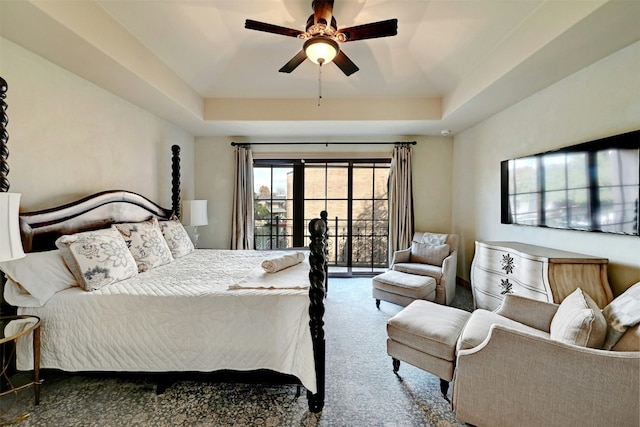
245;0;398;76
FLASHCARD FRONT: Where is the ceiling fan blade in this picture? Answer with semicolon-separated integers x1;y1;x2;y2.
245;19;304;38
337;19;398;42
279;50;308;73
333;50;359;76
313;0;334;26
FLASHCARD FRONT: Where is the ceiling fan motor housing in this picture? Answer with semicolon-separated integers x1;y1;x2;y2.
245;0;397;75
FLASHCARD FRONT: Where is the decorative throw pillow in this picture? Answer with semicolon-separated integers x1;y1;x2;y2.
409;242;450;266
421;232;448;245
550;288;607;348
602;281;640;350
611;324;640;352
158;219;194;258
55;227;138;291
0;250;78;306
113;217;174;272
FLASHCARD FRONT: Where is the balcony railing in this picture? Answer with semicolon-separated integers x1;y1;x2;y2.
254;216;389;272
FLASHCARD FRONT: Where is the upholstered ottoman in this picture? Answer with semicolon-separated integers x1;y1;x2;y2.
386;300;471;397
372;270;436;308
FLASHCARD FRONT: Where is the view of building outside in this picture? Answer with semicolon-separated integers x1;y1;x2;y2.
254;166;292;250
254;161;390;273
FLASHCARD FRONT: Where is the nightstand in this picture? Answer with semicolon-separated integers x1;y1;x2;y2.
0;315;41;405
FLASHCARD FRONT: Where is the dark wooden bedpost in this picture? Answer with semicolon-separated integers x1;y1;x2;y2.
171;144;180;219
307;216;327;412
321;210;328;293
1;77;9;193
0;76;12;318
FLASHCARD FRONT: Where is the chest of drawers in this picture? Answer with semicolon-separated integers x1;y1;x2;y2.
470;241;613;311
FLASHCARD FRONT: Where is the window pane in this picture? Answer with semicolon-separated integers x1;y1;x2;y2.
326;200;348;222
305;166;326;199
353;167;373;199
326;166;348;199
373;200;388;221
374;165;389;199
305;199;326;219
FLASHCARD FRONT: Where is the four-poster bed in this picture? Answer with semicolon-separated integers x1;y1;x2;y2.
0;144;327;412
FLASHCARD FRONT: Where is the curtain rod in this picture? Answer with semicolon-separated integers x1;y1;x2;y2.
230;141;416;147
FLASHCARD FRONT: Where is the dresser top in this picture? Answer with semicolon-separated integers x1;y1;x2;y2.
477;241;609;263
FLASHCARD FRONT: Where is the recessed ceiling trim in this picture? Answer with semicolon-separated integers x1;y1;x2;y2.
204;98;441;121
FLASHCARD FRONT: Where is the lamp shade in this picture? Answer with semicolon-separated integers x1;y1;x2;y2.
0;193;25;262
304;37;339;65
182;200;208;227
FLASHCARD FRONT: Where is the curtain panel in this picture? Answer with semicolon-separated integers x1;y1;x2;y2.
231;146;254;250
388;145;414;261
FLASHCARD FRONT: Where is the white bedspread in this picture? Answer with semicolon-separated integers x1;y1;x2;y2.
16;250;317;393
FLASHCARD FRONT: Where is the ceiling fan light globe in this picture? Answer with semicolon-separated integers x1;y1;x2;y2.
304;37;339;65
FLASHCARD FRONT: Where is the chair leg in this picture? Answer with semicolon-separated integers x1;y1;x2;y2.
392;358;400;372
376;299;381;309
440;379;449;397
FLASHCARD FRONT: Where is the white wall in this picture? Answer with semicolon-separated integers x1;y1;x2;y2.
0;37;195;211
194;135;453;249
452;40;640;296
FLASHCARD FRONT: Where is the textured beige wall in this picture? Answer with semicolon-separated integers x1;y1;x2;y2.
452;40;640;296
194;136;235;249
195;136;453;249
0;37;195;211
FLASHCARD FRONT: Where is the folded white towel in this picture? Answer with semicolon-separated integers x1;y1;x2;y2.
261;251;305;273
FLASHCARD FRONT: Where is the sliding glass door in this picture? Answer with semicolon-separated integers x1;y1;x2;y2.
254;159;389;276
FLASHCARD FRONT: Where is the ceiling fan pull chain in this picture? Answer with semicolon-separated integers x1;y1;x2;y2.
318;61;323;106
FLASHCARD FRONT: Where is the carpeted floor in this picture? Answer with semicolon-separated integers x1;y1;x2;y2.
1;278;473;426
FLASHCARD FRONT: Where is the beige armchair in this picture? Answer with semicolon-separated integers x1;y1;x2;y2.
452;293;640;427
390;232;458;305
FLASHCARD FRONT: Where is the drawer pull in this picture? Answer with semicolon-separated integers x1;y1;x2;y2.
501;253;515;274
500;278;513;295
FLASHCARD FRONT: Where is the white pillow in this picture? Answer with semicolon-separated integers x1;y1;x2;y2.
0;250;78;306
158;219;194;258
113;217;174;272
550;288;607;348
55;228;138;291
409;242;450;266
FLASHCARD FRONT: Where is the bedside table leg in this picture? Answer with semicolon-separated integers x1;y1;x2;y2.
33;326;40;405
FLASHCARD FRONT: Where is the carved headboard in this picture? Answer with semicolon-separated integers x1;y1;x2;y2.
19;190;173;253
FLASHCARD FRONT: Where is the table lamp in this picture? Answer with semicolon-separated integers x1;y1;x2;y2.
181;200;208;247
0;193;25;262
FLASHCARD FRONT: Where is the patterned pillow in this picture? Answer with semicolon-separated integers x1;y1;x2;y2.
602;281;640;350
612;324;640;352
421;232;448;245
158;219;195;258
409;242;450;266
55;228;138;291
113;217;174;272
550;288;607;348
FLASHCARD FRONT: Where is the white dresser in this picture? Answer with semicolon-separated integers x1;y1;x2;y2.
470;241;613;311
